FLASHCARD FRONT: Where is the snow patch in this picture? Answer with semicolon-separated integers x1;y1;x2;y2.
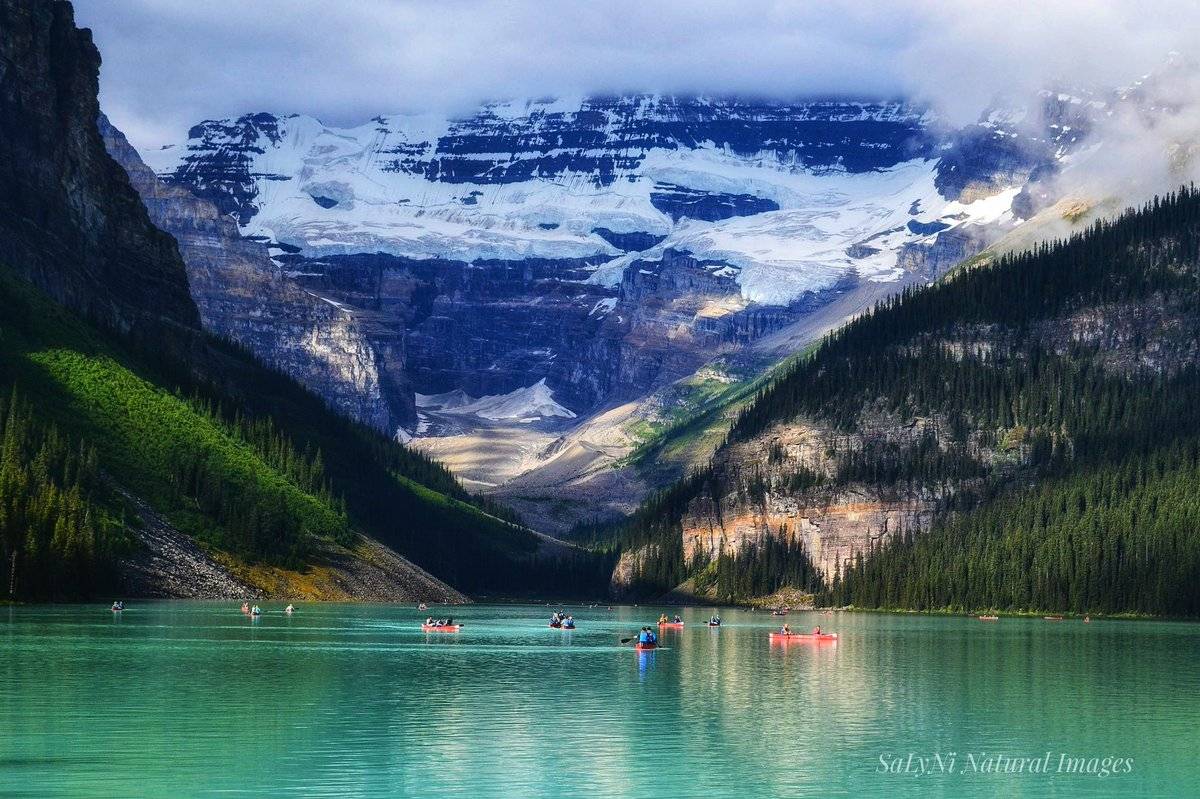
431;379;576;421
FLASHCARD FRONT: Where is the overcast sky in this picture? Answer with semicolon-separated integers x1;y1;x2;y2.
73;0;1199;152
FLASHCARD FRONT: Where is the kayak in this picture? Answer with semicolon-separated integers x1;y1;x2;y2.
769;632;838;641
659;622;684;628
422;624;461;632
634;642;657;651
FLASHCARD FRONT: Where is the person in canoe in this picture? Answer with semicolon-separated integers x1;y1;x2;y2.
709;614;720;626
780;623;792;635
550;614;562;628
418;602;428;611
111;601;124;611
563;615;576;629
241;601;250;614
251;605;262;616
658;613;669;624
637;627;658;646
284;604;294;615
812;625;822;635
672;614;682;624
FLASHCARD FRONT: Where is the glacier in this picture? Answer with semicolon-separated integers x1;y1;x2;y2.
147;95;1029;308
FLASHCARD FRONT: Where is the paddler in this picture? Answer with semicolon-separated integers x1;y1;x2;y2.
812;625;822;635
780;623;791;635
658;614;669;624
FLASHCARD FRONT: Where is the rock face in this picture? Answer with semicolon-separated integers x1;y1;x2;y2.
100;117;416;432
604;415;945;594
142;95;1092;442
0;0;199;346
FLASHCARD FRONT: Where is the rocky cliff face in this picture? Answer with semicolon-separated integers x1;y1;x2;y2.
144;96;1052;441
100;117;416;432
0;0;199;344
676;420;943;582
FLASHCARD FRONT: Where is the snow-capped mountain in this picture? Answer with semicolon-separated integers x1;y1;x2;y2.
147;97;1045;306
144;93;1093;465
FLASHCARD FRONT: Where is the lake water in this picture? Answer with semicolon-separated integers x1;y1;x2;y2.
1;603;1197;798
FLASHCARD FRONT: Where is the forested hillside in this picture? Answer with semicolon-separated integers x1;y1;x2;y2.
0;0;609;600
618;188;1200;616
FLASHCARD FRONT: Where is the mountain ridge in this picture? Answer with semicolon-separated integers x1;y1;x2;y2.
613;187;1200;615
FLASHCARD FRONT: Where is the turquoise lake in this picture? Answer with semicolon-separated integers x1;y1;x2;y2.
1;603;1197;798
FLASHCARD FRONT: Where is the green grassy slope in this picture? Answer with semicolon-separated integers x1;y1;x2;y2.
0;267;592;598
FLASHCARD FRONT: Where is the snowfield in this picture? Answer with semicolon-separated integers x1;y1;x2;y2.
146;100;1024;308
417;379;576;423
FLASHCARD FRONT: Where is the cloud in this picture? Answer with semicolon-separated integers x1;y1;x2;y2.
72;0;1200;154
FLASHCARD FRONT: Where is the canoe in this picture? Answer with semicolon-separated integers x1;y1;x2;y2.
658;622;684;628
1043;616;1064;621
707;622;721;627
562;625;576;630
769;632;838;641
634;642;657;651
549;623;562;628
978;615;999;621
422;624;461;632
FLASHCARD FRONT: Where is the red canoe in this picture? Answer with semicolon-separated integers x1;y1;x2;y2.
978;615;999;621
658;622;684;628
422;624;461;632
634;642;658;651
769;632;838;641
